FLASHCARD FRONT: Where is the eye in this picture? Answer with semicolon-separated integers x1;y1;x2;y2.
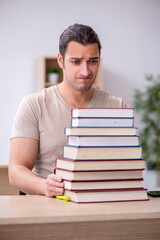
71;60;80;65
89;59;99;64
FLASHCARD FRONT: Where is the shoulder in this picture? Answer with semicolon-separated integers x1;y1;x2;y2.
93;88;128;108
15;86;57;119
25;86;56;101
22;86;57;107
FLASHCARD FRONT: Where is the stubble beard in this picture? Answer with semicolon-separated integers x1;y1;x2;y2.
64;72;96;92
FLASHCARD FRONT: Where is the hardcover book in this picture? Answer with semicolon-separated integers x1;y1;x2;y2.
63;188;148;203
55;168;144;181
65;127;137;136
68;135;139;147
71;117;134;127
56;157;145;171
71;108;134;118
63;179;143;191
63;145;142;160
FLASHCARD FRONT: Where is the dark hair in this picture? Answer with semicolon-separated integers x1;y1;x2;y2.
59;23;102;59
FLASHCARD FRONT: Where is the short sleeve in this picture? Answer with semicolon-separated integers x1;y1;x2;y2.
10;96;40;140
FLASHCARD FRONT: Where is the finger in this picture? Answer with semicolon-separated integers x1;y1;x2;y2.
46;179;64;188
55;187;64;195
49;186;64;195
45;185;64;197
54;180;64;188
48;174;63;182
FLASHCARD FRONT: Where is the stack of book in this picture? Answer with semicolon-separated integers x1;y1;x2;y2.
55;108;148;203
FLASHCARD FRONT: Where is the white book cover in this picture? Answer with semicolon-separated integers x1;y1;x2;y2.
71;117;134;127
72;108;134;118
68;135;139;146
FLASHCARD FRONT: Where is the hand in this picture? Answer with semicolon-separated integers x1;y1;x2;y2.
44;173;64;197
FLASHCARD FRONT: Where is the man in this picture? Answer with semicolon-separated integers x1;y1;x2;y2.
9;23;128;197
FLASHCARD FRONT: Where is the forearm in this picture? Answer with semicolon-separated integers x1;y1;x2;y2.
9;164;46;195
9;138;64;197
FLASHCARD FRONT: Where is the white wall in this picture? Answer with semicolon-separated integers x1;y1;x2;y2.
0;0;160;163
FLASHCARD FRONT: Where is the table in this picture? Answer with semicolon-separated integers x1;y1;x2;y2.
0;195;160;239
0;163;18;195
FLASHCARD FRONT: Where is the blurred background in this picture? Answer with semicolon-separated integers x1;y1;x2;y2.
0;0;160;190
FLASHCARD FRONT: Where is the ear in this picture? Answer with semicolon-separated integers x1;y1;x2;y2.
57;53;63;69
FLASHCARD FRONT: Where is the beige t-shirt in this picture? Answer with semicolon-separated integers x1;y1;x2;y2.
11;86;128;178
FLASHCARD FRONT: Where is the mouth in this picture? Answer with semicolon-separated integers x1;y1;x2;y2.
77;78;91;84
78;76;92;81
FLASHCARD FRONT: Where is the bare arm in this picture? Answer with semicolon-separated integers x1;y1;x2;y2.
9;137;64;196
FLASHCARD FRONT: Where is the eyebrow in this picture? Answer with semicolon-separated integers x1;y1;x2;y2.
70;57;100;60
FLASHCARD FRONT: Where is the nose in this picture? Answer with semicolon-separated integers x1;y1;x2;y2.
80;62;91;76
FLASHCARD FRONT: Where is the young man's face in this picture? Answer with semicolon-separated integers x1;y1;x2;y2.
58;41;100;92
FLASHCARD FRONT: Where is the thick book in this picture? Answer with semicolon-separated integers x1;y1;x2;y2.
63;145;142;160
56;157;145;171
63;179;143;191
71;108;134;118
63;188;148;203
68;135;139;147
71;117;134;127
55;168;144;181
65;127;137;136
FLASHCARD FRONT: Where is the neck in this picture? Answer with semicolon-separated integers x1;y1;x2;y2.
57;81;94;108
